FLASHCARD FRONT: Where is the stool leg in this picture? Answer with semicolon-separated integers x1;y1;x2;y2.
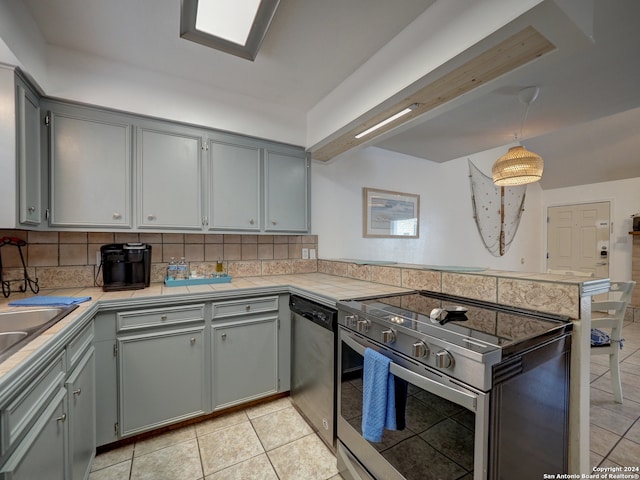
610;346;623;403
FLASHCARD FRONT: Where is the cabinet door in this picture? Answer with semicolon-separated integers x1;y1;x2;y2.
138;127;203;229
208;139;261;231
118;327;206;436
212;317;278;409
49;109;131;227
16;80;41;225
66;348;95;480
0;389;66;480
264;150;309;232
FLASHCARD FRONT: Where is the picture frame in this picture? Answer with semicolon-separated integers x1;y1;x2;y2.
363;187;420;238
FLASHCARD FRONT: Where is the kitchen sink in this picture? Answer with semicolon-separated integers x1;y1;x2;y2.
0;305;78;362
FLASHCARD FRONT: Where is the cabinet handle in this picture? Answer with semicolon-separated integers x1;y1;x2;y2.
245;305;251;311
249;219;255;225
112;212;122;219
147;214;156;221
221;333;227;340
271;220;277;225
160;314;167;320
56;413;67;423
190;337;196;345
28;206;36;213
73;388;82;397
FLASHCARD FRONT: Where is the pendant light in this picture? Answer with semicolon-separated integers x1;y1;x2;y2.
492;86;544;186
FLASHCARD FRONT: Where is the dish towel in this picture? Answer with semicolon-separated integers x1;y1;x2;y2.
8;296;92;307
361;347;397;442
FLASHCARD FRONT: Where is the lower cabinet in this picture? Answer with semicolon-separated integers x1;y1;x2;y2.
118;327;206;436
212;317;278;410
0;389;67;480
66;348;95;480
0;323;95;480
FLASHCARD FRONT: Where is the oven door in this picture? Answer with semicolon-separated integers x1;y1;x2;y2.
337;327;489;480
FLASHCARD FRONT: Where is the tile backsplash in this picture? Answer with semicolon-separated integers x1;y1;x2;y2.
0;230;318;289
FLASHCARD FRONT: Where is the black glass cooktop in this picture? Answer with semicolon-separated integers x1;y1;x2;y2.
340;291;572;353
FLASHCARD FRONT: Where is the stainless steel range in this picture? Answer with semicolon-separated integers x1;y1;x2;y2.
336;290;572;480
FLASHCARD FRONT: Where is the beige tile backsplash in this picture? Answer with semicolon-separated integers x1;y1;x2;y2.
0;230;318;289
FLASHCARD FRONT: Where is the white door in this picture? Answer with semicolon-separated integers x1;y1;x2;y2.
547;202;610;278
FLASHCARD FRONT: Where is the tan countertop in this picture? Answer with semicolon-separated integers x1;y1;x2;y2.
0;273;411;378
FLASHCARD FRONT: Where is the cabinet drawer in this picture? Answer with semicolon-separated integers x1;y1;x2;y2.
117;304;205;332
212;296;278;319
2;353;65;454
67;321;94;370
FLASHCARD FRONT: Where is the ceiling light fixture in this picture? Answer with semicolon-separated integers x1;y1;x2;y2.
180;0;280;61
492;86;544;186
355;104;419;139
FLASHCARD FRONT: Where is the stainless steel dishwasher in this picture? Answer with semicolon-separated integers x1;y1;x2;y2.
290;295;338;452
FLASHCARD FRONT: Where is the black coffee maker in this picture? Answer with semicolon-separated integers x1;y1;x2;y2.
101;243;151;291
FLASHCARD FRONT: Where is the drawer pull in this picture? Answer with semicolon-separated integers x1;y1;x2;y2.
245;305;251;311
221;333;227;340
161;315;168;320
190;337;196;345
56;413;67;423
73;388;82;397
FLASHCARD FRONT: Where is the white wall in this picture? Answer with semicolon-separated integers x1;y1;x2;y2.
543;178;640;281
312;145;545;271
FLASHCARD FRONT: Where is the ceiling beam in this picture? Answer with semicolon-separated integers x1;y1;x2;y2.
310;26;556;162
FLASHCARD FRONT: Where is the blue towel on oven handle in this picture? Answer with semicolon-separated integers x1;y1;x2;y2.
361;347;397;442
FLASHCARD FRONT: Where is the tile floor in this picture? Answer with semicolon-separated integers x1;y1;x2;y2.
89;397;342;480
90;321;640;480
590;319;640;470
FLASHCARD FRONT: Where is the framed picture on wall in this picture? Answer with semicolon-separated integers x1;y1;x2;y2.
363;187;420;238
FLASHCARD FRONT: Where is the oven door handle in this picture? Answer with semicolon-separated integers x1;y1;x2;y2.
341;330;479;413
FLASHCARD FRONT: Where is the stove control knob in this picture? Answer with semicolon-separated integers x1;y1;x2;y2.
357;319;371;333
435;350;454;369
411;341;429;358
344;315;358;329
381;329;396;344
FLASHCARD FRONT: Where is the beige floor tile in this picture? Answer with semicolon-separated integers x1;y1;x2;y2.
608;438;640;468
625;419;640;444
130;438;202;480
268;433;338;480
89;460;132;480
134;425;196;457
199;421;264;475
245;396;292;419
590;451;604;471
591;404;637;435
92;444;134;471
590;424;621;456
195;410;248;437
251;406;314;451
205;453;278;480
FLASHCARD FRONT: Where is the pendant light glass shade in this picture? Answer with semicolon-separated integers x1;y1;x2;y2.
492;145;544;186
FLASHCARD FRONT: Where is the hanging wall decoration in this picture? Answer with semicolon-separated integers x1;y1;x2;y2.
468;160;526;256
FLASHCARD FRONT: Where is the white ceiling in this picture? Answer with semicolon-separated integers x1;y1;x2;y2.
18;0;640;190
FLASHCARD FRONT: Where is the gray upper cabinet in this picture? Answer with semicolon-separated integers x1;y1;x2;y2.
208;136;261;231
265;148;309;232
46;103;132;228
15;75;42;226
23;95;309;233
137;124;203;230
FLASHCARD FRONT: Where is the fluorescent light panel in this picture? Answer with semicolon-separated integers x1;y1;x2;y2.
355;104;418;139
195;0;261;46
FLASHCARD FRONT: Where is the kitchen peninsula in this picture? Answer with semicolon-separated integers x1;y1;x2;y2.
0;263;609;477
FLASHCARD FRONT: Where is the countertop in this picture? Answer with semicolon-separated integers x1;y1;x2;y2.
0;273;411;378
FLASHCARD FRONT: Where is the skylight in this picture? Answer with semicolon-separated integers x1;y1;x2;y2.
180;0;280;61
